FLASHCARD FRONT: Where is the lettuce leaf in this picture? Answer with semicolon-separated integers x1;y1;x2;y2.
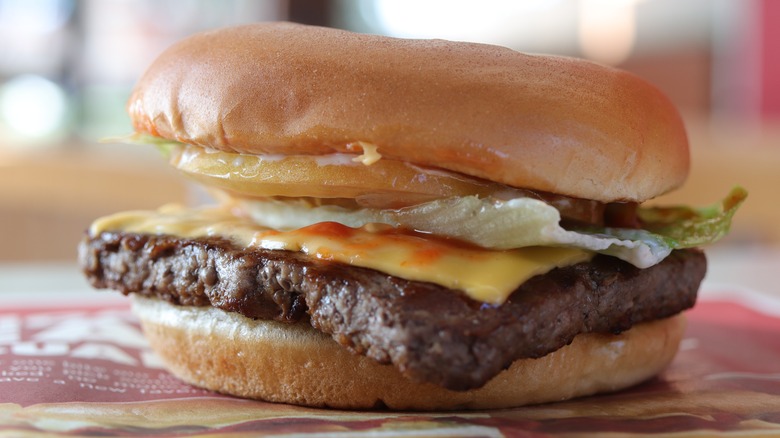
552;187;746;266
637;186;747;248
239;188;746;269
102;133;181;158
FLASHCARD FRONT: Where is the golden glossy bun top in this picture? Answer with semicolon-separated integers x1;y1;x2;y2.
128;22;689;203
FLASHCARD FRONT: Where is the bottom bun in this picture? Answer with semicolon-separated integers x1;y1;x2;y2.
131;295;686;411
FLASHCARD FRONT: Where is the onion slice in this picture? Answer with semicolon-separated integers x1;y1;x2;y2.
169;144;511;208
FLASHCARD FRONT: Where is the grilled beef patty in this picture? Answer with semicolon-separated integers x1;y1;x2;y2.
79;231;705;390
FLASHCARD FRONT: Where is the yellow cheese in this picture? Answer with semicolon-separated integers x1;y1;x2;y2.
90;205;592;304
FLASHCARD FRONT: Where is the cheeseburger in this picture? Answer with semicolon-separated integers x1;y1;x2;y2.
79;22;744;410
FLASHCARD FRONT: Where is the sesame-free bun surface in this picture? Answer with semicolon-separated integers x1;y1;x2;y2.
128;22;689;203
132;295;686;411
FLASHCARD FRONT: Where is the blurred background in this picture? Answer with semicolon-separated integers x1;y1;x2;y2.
0;0;778;263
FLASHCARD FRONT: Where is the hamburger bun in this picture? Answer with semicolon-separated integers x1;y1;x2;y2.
132;295;686;411
128;22;688;203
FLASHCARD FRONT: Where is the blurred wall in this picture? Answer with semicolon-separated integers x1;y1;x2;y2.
0;0;289;261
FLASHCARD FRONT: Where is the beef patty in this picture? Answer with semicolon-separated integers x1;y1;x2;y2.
79;231;705;391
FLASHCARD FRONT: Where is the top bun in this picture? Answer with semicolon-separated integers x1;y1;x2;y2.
128;22;689;202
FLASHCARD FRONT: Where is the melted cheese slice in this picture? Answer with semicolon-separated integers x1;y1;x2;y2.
90;205;592;304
